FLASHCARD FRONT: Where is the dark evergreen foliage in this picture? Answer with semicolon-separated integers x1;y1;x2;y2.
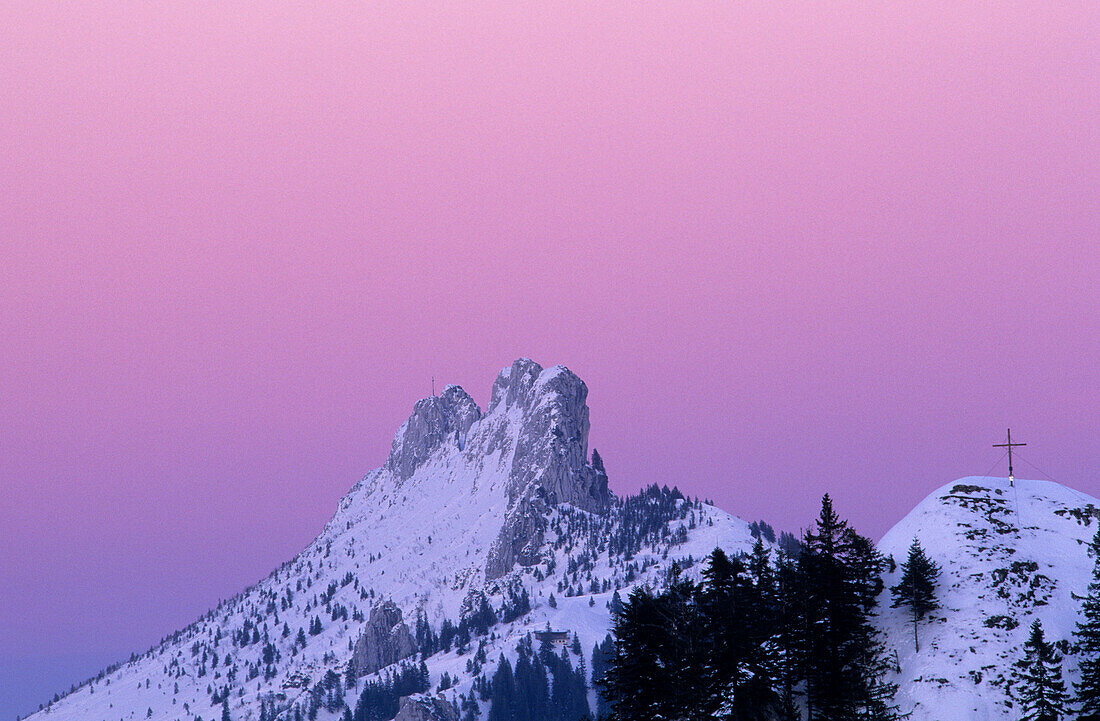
590;634;616;720
799;495;897;721
601;551;778;721
1075;527;1100;720
486;635;590;721
607;485;690;560
465;594;499;636
601;494;897;721
890;538;942;652
501;587;532;624
749;520;777;544
1015;620;1067;721
350;661;430;721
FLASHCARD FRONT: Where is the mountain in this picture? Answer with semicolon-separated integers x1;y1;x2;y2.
26;359;759;721
26;361;1100;721
876;476;1100;720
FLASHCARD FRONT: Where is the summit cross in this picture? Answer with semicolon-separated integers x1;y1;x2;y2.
993;428;1026;481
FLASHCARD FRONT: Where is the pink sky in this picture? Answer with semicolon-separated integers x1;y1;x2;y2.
1;2;1097;716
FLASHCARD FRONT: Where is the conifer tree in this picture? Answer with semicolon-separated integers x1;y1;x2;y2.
461;694;480;721
772;549;802;721
221;699;231;721
602;580;705;721
890;538;942;652
591;635;616;719
694;546;779;720
1075;527;1100;721
1016;620;1067;721
799;494;897;721
488;657;517;721
609;590;622;617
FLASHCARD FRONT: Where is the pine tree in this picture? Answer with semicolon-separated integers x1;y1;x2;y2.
221;699;231;721
591;448;606;474
1015;620;1067;721
488;657;517;721
799;494;897;721
1075;527;1100;720
772;549;802;721
890;538;942;652
602;580;705;721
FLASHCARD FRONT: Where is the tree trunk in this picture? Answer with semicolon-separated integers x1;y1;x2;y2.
913;608;920;653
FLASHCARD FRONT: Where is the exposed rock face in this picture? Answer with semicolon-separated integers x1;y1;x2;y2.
351;601;417;677
486;507;548;579
373;359;612;580
386;385;482;481
394;696;459;721
484;359;611;579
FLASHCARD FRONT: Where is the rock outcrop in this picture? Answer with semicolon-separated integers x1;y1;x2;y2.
366;359;612;580
386;385;482;482
394;695;459;721
484;359;611;578
350;601;417;677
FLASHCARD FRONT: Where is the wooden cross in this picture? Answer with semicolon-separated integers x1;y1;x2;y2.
993;428;1026;481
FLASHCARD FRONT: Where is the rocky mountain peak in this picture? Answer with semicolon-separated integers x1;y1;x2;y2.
385;384;482;481
484;361;611;578
489;358;545;412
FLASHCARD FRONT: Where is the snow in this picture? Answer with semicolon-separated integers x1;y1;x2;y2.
876;476;1100;720
25;355;1098;721
24;366;759;721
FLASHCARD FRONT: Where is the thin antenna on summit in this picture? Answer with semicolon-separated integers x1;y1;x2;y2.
432;376;436;397
993;428;1026;484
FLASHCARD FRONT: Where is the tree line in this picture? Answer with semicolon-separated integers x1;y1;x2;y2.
599;495;902;721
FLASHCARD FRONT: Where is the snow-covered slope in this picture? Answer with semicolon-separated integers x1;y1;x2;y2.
26;359;758;721
32;360;1097;721
877;476;1100;721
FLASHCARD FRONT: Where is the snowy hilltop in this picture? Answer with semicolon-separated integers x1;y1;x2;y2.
876;476;1100;720
26;360;758;721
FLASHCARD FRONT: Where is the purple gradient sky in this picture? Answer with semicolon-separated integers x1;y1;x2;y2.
1;2;1098;716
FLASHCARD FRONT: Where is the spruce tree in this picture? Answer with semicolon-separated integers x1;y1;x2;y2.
1016;620;1067;721
772;549;802;721
1075;526;1100;720
221;699;231;721
699;546;778;720
602;580;705;721
890;538;942;652
799;494;897;721
488;657;517;721
591;635;616;719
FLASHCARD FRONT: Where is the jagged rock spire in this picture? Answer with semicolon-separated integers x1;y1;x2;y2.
386;384;482;481
381;359;612;578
